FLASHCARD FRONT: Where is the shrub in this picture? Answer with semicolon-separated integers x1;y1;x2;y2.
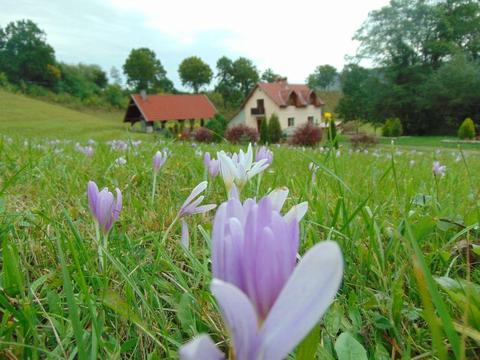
260;118;269;144
225;124;259;144
289;123;322;146
327;119;338;149
206;114;229;142
382;118;403;137
268;113;282;143
350;133;378;149
341;121;359;135
0;72;9;87
178;128;191;141
193;127;213;143
458;117;476;139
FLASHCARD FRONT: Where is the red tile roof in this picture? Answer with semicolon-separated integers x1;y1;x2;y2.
257;81;324;107
128;94;216;122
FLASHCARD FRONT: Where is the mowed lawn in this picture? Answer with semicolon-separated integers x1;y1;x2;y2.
0;90;144;141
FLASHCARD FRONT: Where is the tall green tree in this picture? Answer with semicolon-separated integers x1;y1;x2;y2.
348;0;480;134
122;48;173;93
178;56;212;93
231;57;259;96
0;20;56;85
306;65;338;90
261;68;282;82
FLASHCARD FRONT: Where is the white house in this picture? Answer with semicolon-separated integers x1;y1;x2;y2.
230;79;325;135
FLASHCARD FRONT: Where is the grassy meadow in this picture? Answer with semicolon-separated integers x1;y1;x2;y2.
1;130;480;359
1;92;480;359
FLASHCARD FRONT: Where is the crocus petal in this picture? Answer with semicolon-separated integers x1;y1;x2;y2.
181;181;208;211
189;204;217;215
87;181;99;217
203;152;211;168
181;219;189;249
97;189;114;232
228;185;239;199
258;241;343;360
268;188;289;212
211;279;258;360
179;334;225;360
284;201;308;223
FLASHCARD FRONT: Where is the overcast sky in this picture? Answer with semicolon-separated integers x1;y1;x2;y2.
0;0;390;90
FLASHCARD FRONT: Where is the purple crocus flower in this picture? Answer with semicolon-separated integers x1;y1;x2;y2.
204;152;220;177
87;181;122;234
180;192;343;360
178;181;216;248
153;150;168;173
432;161;446;177
255;146;273;165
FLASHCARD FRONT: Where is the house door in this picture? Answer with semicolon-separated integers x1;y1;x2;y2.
256;117;265;131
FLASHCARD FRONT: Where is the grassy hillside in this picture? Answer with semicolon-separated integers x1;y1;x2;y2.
0;90;140;140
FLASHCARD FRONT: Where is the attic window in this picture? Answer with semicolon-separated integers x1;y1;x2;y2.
288;117;295;127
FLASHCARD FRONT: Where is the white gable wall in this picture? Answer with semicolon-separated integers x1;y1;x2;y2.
230;86;323;133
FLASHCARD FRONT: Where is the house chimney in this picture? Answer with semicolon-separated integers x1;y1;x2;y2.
140;90;147;101
276;77;288;84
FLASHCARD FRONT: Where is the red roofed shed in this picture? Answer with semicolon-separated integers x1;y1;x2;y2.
124;93;217;127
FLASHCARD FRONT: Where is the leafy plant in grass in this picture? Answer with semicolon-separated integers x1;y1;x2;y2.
289;123;322;146
382;118;403;137
350;132;378;149
225;124;258;144
205;114;229;142
259;117;269;144
457;117;475;139
268;113;282;143
328;118;339;149
193;127;213;143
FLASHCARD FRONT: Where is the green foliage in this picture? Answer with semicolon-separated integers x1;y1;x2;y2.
122;48;174;93
205;114;229;142
328;119;338;148
382;118;403;137
307;64;338;90
0;20;56;86
267;113;282;143
259;117;269;144
342;0;480;135
178;56;212;93
458;117;476;139
0;72;8;87
261;68;282;83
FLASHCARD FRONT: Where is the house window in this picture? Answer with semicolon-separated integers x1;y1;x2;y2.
288;117;295;127
308;116;314;124
257;99;264;109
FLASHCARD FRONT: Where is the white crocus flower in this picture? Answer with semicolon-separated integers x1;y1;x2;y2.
217;143;269;191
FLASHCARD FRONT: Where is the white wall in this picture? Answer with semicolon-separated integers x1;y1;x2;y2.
233;87;323;132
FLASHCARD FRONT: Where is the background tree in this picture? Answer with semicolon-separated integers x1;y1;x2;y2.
0;20;56;86
122;48;173;93
110;66;122;85
348;0;480;134
306;64;338;90
261;68;282;82
259;118;269;143
267;113;282;143
231;57;259;96
178;56;212;93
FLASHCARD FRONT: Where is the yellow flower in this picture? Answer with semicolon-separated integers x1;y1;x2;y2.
324;112;332;121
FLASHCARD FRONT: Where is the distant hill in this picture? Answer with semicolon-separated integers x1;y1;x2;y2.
316;90;343;113
0;90;132;140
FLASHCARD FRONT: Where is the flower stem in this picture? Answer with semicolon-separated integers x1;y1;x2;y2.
155;215;179;261
151;172;157;205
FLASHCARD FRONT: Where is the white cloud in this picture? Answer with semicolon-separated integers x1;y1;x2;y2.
107;0;389;82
